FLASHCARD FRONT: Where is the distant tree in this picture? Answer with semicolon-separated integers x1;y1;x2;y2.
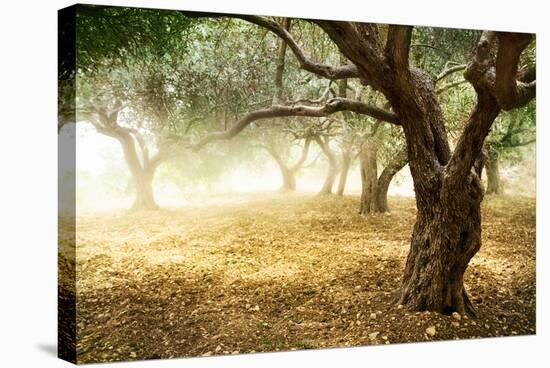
358;124;408;214
254;123;314;191
335;121;359;196
66;5;195;209
483;101;535;194
70;6;279;209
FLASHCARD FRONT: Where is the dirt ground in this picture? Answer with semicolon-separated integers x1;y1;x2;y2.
59;193;536;363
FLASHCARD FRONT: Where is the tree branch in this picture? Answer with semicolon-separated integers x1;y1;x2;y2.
446;30;536;187
273;18;291;104
236;15;361;80
436;64;466;83
191;98;399;151
465;31;535;110
147;143;171;171
312;20;387;89
291;82;333;105
385;25;413;72
444;91;500;187
494;32;534;110
314;135;337;167
290;138;312;172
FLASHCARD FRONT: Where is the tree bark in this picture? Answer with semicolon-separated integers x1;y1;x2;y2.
394;74;498;316
336;150;352;195
398;181;483;315
359;141;379;214
336;71;353;196
485;152;501;195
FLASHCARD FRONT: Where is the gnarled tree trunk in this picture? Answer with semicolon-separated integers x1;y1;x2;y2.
393;31;532;315
394;75;500;315
398;174;483;315
359;142;406;214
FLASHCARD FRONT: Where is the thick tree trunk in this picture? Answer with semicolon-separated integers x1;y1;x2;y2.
374;150;408;212
279;24;492;314
92;106;164;211
336;151;352;195
398;174;483;315
485;153;501;195
359;142;379;214
378;65;484;315
392;69;499;315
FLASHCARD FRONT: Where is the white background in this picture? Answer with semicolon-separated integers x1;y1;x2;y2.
0;0;547;366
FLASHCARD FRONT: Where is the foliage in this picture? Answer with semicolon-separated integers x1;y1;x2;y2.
486;100;536;162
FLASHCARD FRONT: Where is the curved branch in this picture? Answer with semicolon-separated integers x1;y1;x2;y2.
436;64;466;83
312;20;387;89
191;98;399;151
494;32;534;110
465;31;535;110
446;30;536;187
179;11;360;80
236;15;361;80
291;82;333;105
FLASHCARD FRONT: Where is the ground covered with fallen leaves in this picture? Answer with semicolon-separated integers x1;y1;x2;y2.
59;193;536;363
